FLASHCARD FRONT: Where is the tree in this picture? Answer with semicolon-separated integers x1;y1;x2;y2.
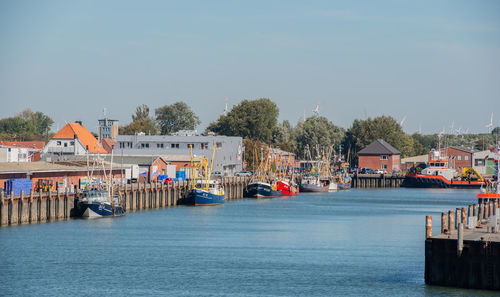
272;120;295;152
119;104;158;135
0;109;53;141
294;116;345;159
206;98;279;143
343;116;419;159
492;127;500;135
155;102;201;135
411;133;437;155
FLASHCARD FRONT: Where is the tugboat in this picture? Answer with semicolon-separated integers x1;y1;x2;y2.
402;148;485;189
245;180;283;198
72;189;125;218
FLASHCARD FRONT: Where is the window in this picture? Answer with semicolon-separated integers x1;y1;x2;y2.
216;142;222;148
465;155;469;160
475;159;485;166
157;143;164;148
171;143;179;149
64;143;68;147
458;155;462;161
70;141;74;146
141;143;145;148
382;164;387;169
145;143;149;148
380;155;388;160
187;144;195;149
57;141;61;146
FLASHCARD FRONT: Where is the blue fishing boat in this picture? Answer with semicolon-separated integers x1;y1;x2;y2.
244;181;283;198
72;190;125;218
187;180;225;206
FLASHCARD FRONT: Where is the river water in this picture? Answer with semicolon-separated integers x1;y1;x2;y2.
0;188;495;296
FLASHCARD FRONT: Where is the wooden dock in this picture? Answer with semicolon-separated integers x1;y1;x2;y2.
351;173;405;188
0;177;249;227
425;199;500;290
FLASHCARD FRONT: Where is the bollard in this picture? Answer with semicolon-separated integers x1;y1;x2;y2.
461;208;466;225
474;204;479;218
441;212;447;234
449;210;455;231
456;208;461;230
457;223;464;256
426;216;432;239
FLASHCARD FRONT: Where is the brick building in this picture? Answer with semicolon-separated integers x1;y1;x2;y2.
358;139;401;173
428;147;474;171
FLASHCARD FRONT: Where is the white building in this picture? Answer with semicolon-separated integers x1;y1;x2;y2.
0;147;29;162
43;121;107;156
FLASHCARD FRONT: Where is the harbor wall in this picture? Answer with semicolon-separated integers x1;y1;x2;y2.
0;177;249;227
351;174;404;188
425;200;500;290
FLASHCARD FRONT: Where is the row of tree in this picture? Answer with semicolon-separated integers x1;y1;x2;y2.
118;99;499;168
0;109;54;141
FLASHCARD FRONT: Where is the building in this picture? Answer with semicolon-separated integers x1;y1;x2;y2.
0;161;124;193
429;147;474;171
115;134;243;175
98;118;119;141
0;141;45;162
400;154;428;172
358;139;401;172
0;147;29;163
101;138;116;154
472;150;497;176
43;121;107;156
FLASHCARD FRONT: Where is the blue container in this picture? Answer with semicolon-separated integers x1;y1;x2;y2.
157;175;168;182
5;179;32;195
176;171;186;179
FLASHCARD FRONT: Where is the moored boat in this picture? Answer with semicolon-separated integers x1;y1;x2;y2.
299;175;336;192
187;180;225;205
72;190;125;218
245;181;283;198
402;149;485;189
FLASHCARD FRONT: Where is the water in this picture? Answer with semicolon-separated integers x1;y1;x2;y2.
0;188;496;296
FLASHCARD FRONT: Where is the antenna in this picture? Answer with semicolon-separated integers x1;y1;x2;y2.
103;107;107;117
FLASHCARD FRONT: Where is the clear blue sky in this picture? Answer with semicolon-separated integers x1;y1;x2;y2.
1;0;499;134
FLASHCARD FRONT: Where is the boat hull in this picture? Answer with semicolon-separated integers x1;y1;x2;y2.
277;181;299;196
72;201;125;218
299;183;329;193
402;174;484;189
187;189;225;206
244;182;283;198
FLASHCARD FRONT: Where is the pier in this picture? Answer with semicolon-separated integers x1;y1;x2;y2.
351;173;404;188
0;177;249;227
425;199;500;290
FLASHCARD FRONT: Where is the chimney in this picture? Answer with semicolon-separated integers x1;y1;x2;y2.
75;121;82;126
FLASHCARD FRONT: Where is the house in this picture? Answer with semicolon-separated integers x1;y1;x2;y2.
43;121;107;156
358;139;401;172
0;141;45;162
101;138;116;154
98;118;119;141
472;150;497;176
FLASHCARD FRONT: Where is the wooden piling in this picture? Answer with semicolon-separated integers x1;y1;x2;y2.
449;210;455;231
426;216;432;238
441;212;447;233
457;223;464;256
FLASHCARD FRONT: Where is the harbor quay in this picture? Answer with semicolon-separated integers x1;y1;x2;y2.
0;177;249;227
425;199;500;290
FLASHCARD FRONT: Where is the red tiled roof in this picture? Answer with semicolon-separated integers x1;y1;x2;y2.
0;141;45;150
101;138;116;153
52;122;107;154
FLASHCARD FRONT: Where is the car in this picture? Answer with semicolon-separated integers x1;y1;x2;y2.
163;177;174;185
235;170;252;177
360;168;374;174
375;169;385;174
212;171;223;178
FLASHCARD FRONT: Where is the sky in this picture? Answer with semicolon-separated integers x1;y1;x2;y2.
1;0;499;134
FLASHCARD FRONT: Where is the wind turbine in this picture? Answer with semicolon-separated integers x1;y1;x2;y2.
485;112;494;133
312;102;320;116
399;116;407;128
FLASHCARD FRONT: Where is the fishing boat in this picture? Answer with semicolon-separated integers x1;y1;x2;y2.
72;190;125;218
245;180;283;198
187;180;225;206
402;149;485;189
186;144;225;205
277;179;299;196
299;175;336;192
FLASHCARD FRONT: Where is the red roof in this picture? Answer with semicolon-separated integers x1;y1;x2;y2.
0;141;45;150
101;138;116;153
52;122;107;154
